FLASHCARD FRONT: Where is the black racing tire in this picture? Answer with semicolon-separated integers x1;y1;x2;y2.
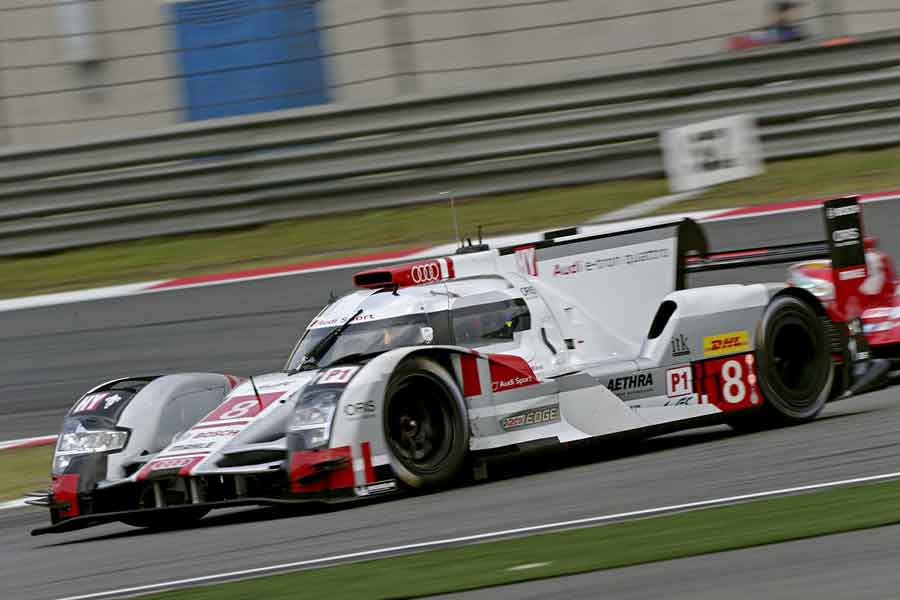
753;294;833;425
120;508;210;530
383;356;469;490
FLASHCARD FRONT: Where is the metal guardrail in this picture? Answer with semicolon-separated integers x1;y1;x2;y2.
1;31;899;257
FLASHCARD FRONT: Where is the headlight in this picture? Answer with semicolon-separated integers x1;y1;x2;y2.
56;430;129;456
53;427;129;473
788;271;835;300
288;390;339;450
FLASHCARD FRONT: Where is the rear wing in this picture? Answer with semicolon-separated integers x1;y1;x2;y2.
685;240;829;272
686;195;868;324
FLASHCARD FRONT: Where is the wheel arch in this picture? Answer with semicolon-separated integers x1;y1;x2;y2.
769;285;847;396
393;347;469;392
330;346;474;490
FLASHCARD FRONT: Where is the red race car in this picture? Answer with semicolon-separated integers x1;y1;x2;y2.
789;236;900;358
688;195;892;392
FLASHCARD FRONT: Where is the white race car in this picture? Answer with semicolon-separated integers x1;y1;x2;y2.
33;204;877;535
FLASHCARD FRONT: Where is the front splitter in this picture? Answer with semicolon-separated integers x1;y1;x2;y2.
31;496;323;536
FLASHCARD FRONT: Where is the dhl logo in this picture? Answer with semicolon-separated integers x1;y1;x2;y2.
703;330;750;357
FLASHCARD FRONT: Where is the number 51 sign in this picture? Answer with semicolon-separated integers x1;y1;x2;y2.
661;114;764;193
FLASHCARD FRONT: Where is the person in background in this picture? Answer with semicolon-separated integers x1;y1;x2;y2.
765;1;808;43
729;1;808;49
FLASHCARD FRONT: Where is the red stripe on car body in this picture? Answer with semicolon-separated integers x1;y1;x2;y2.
459;354;482;397
444;256;456;278
488;354;538;393
52;474;80;518
361;442;376;484
692;362;706;403
288;446;354;494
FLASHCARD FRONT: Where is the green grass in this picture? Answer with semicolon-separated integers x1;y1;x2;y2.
0;179;659;299
140;477;900;600
0;445;52;502
1;146;899;300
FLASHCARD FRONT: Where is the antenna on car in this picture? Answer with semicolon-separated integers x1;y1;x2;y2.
249;375;264;410
439;190;462;249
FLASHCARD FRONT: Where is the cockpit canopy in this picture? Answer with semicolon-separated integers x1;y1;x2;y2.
285;281;533;371
285;311;443;371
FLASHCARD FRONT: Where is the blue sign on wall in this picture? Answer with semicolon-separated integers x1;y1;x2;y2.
170;0;329;122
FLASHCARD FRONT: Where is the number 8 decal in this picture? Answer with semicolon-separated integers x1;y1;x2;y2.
721;360;746;404
219;399;259;420
697;353;759;411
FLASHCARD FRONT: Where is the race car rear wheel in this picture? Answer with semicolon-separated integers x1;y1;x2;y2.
754;294;833;424
383;357;469;490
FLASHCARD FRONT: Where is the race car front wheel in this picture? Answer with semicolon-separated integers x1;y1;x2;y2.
383;357;469;490
754;294;833;424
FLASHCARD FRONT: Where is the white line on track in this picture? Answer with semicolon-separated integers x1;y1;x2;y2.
507;562;552;571
55;469;900;600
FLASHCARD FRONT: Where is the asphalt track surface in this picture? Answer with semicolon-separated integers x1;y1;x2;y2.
3;203;900;599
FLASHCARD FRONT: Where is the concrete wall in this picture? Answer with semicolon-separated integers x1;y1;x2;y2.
2;0;899;147
0;0;182;147
842;0;900;36
318;0;398;102
322;0;812;103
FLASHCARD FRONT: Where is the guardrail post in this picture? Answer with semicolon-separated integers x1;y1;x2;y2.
383;0;418;96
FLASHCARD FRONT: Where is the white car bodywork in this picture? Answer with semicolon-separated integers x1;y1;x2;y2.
38;218;833;533
285;221;791;497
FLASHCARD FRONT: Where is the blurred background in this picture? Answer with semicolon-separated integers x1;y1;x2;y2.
1;0;898;146
0;0;899;285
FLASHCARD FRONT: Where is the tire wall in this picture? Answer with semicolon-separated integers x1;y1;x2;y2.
328;346;472;484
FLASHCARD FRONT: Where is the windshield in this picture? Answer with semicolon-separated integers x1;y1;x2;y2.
286;313;435;371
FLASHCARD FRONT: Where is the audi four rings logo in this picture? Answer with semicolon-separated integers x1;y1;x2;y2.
410;263;441;284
